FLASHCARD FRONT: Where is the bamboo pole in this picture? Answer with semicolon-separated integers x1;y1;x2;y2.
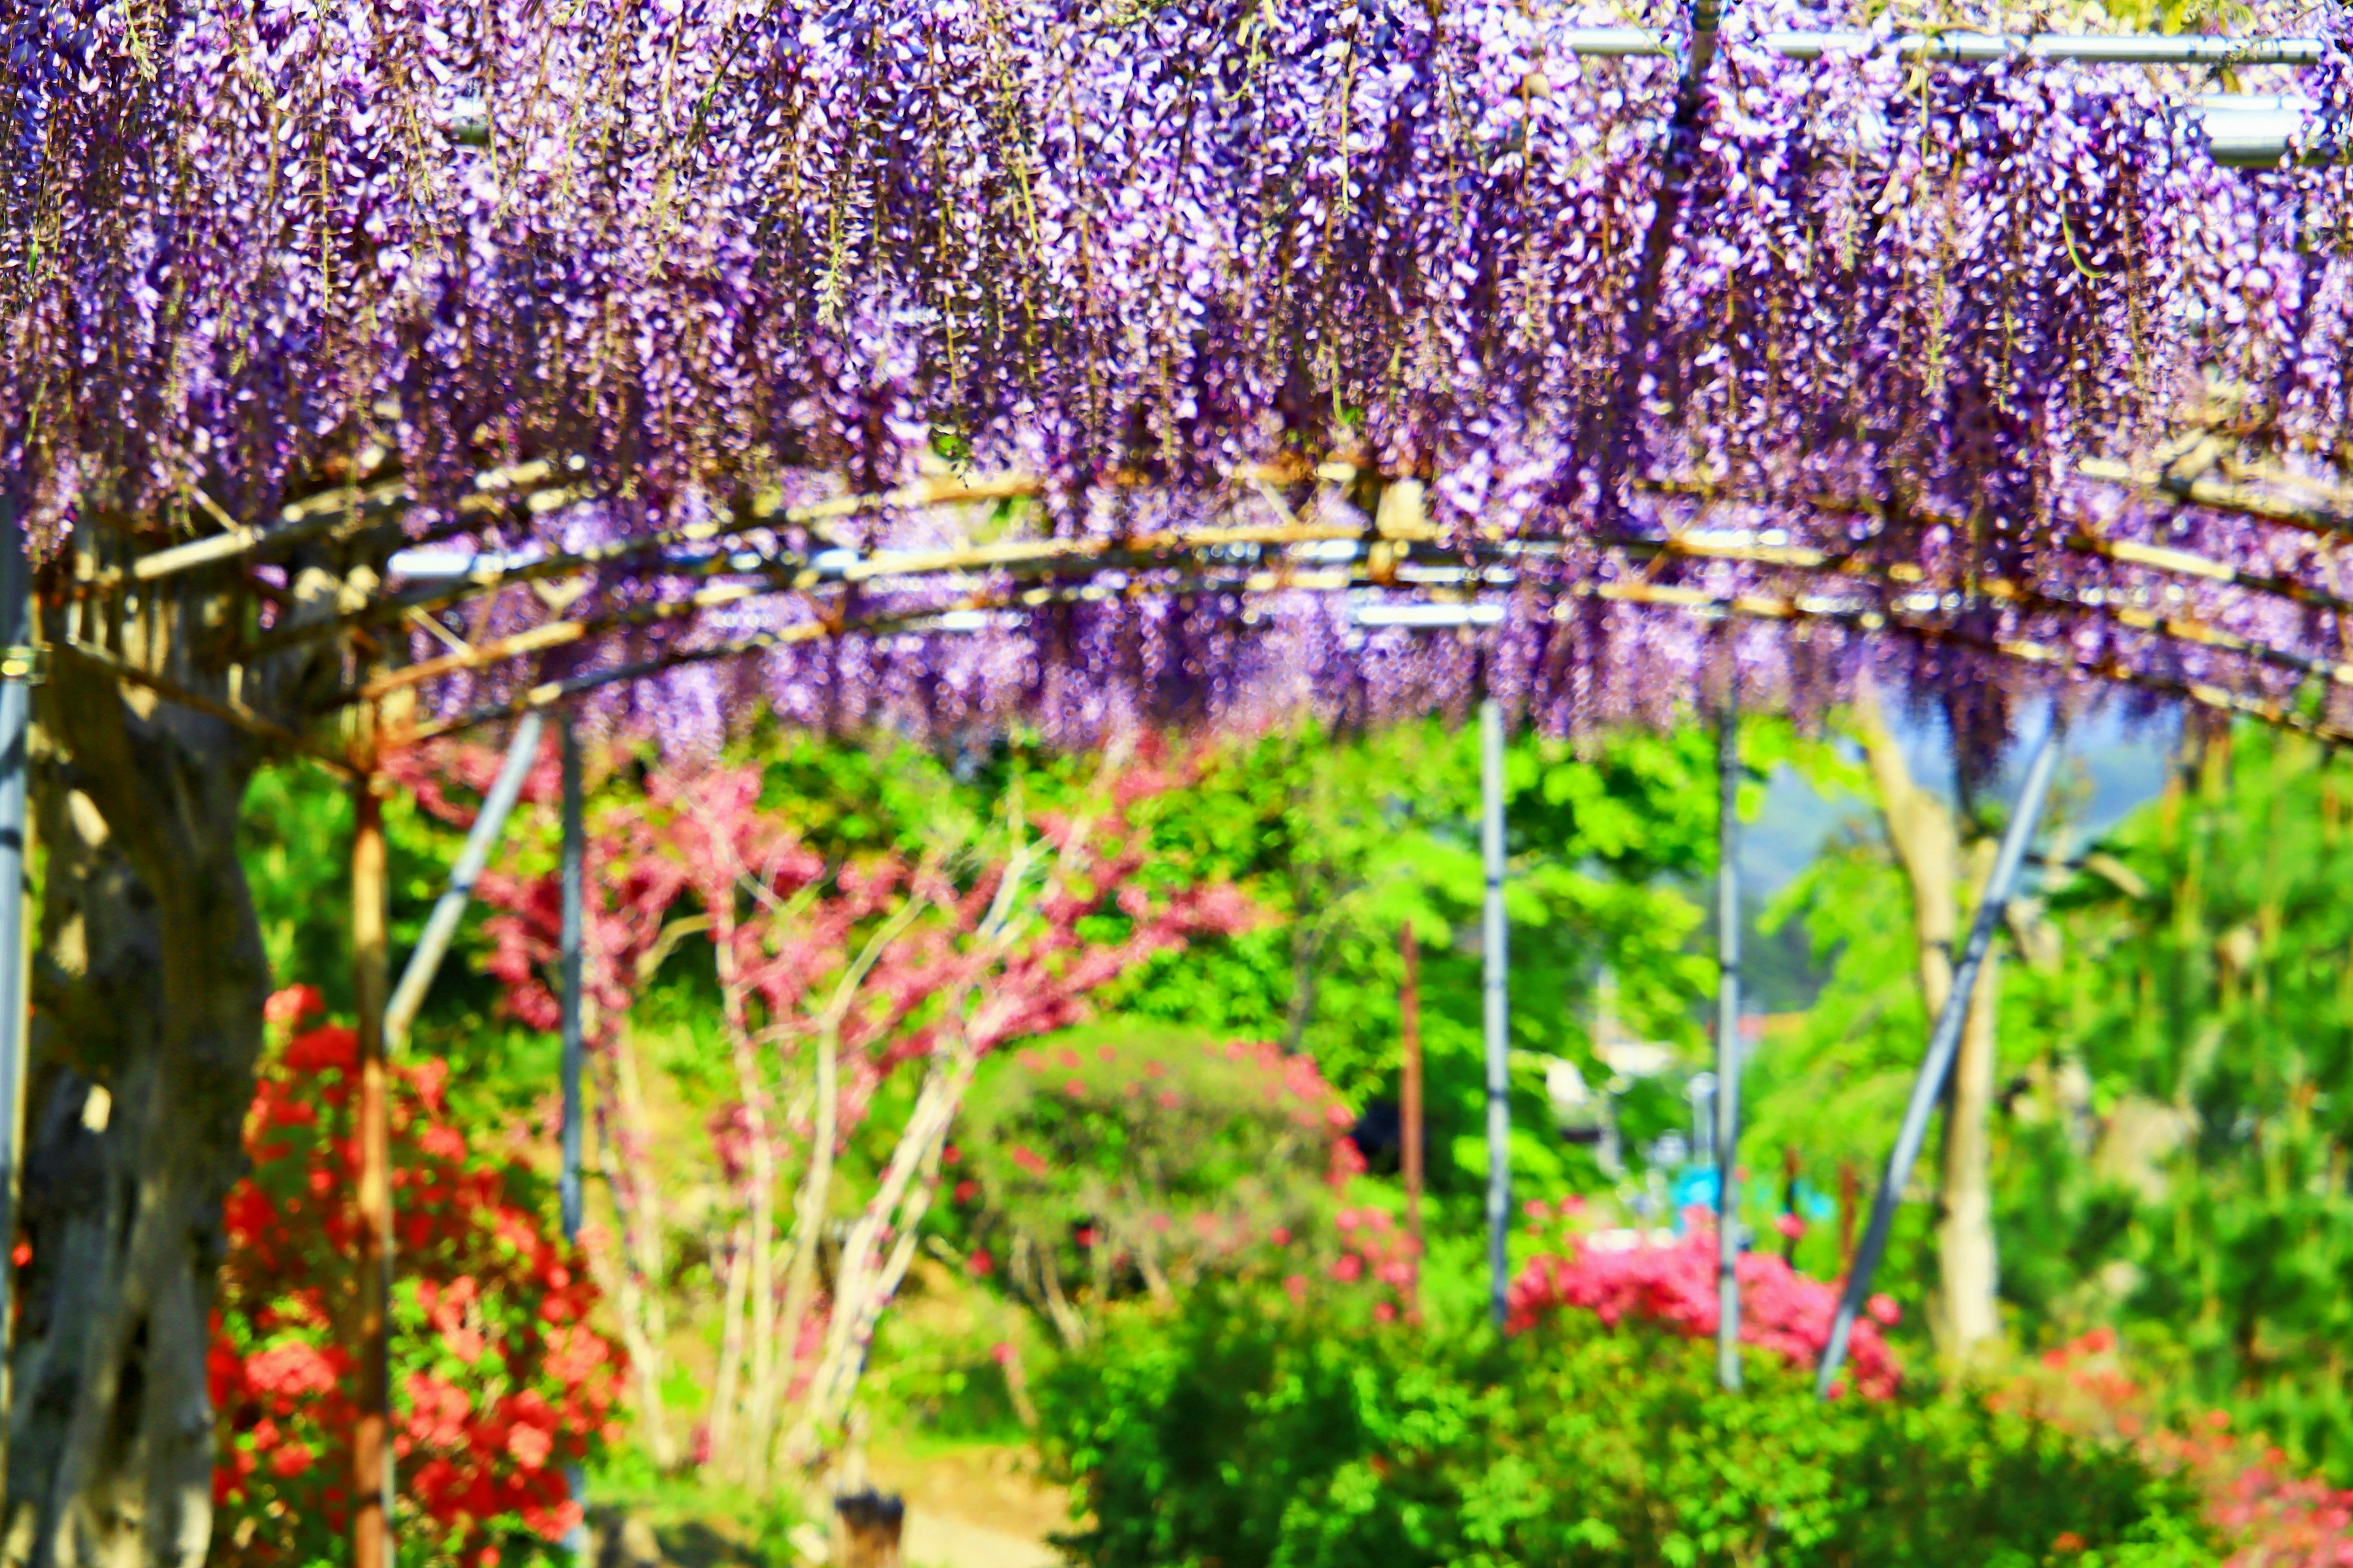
114;457;575;591
1609;526;2353;682
2080;456;2353;539
1623;521;2353;691
1628;472;2353;621
259;472;1048;657
1814;720;2062;1399
368;505;2353;743
352;777;395;1568
382;564;2353;759
2067;531;2353;619
1573;580;2353;749
385;711;546;1048
1714;667;1743;1393
1480;698;1512;1328
1399;922;1425;1301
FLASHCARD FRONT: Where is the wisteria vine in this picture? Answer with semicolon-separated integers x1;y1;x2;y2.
3;0;2350;755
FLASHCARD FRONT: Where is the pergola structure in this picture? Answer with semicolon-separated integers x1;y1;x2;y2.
1;0;2348;1562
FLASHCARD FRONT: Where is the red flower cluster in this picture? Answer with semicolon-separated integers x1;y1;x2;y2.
1504;1216;1903;1399
211;988;624;1568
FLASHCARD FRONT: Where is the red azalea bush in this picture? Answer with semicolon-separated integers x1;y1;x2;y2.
210;987;624;1568
1505;1208;1903;1398
2013;1330;2353;1566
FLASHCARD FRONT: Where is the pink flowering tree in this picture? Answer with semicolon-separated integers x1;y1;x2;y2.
428;735;1256;1483
955;1026;1394;1348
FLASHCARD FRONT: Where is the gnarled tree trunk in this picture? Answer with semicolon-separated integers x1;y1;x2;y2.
4;533;352;1568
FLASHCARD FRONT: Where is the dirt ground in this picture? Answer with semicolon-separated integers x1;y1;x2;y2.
868;1442;1069;1568
590;1442;1068;1568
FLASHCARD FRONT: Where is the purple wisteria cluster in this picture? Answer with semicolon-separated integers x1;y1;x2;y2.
2;0;2349;754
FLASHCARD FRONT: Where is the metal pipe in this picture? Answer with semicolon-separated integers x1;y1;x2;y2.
1553;26;2325;65
1715;678;1743;1393
0;499;33;1477
1553;28;2326;167
1480;698;1512;1328
385;711;546;1049
559;716;585;1243
558;714;588;1557
1814;719;2063;1398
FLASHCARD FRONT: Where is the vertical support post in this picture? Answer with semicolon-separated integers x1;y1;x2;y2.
0;497;33;1472
1715;680;1742;1393
558;715;588;1554
1480;698;1510;1327
559;716;585;1244
1781;1147;1802;1265
1838;1158;1858;1269
1398;922;1423;1300
352;779;394;1568
1816;721;2062;1398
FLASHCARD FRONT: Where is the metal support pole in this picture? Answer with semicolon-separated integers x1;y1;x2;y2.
352;781;395;1568
558;714;587;1554
1399;922;1424;1303
1480;699;1511;1327
0;498;34;1472
386;711;546;1049
1552;25;2327;65
1715;681;1743;1393
559;714;585;1241
1816;721;2062;1398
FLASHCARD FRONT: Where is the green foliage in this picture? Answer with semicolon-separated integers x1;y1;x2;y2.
1097;717;1796;1218
959;1023;1347;1334
585;1448;807;1568
1037;1290;2213;1568
241;760;549;1134
1741;721;2353;1475
2001;729;2353;1474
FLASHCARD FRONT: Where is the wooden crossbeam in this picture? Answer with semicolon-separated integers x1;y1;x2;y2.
1586;581;2353;746
50;639;358;778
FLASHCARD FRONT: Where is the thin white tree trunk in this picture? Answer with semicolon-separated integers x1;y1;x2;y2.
1938;940;2004;1358
600;1034;678;1468
1853;678;2007;1360
705;1216;752;1469
765;1020;836;1465
707;887;784;1483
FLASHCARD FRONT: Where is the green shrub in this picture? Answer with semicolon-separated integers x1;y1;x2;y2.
958;1024;1358;1342
1037;1290;2213;1568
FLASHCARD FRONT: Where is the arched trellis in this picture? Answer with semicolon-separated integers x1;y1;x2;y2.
21;425;2353;1519
4;0;2351;1558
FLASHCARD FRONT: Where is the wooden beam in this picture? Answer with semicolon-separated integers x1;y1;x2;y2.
49;639;355;778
